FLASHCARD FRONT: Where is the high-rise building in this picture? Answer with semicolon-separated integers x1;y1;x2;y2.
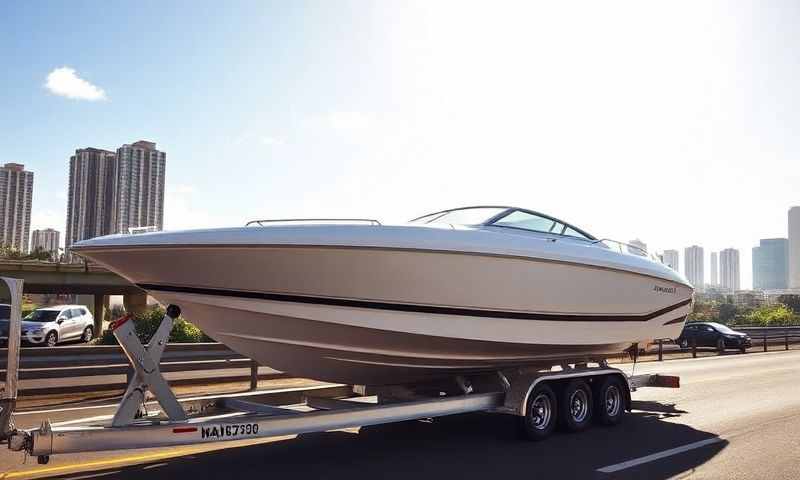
65;148;118;256
0;163;34;252
628;239;647;255
790;207;800;289
710;251;718;286
30;228;60;259
662;249;679;271
66;141;166;259
720;248;740;292
115;141;166;233
684;245;704;290
753;238;788;290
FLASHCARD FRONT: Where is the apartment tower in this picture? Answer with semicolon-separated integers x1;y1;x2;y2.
710;251;718;286
115;141;166;233
684;245;704;290
662;249;680;272
719;248;740;292
30;228;60;259
752;238;788;290
0;163;34;252
790;207;800;289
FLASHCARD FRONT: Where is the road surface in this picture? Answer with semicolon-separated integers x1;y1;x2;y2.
2;349;799;479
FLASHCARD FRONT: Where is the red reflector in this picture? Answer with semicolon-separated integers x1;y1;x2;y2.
111;314;134;331
173;427;198;433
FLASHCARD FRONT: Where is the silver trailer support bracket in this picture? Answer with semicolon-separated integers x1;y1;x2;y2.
0;277;23;442
112;305;187;426
29;392;504;456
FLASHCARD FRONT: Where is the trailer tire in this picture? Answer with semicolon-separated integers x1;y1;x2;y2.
594;376;625;426
518;382;557;441
559;379;592;432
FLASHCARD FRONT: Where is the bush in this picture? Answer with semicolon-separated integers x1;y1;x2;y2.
21;304;37;318
741;304;796;327
96;306;211;345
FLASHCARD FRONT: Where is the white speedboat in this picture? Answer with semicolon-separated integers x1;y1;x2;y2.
71;206;694;385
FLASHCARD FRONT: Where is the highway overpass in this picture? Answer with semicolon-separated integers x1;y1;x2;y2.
0;259;146;331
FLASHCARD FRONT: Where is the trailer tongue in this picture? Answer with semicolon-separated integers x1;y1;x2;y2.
1;277;679;465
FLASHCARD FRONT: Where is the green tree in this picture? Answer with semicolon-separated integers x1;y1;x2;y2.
744;304;795;326
96;306;211;345
24;246;52;261
778;295;800;315
718;303;737;323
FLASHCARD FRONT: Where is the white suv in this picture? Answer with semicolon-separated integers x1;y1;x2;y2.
22;305;95;347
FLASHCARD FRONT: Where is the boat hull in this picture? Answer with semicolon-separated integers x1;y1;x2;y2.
76;241;693;385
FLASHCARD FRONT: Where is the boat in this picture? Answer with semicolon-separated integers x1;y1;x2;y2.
70;206;694;386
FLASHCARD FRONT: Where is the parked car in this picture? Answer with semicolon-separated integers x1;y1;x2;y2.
676;322;751;353
20;305;95;347
0;303;10;346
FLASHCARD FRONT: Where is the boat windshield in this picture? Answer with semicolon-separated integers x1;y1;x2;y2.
410;207;508;226
410;207;595;240
489;210;592;239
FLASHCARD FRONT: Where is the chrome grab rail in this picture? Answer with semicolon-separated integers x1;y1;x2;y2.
246;218;382;227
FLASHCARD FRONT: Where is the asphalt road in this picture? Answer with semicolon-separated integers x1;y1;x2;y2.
2;349;800;479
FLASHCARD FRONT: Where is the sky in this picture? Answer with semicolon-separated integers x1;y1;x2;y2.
2;0;800;289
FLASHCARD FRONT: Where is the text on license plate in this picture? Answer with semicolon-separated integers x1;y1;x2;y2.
201;423;260;439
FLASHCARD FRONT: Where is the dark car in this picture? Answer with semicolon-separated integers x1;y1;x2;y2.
0;303;10;346
676;322;751;353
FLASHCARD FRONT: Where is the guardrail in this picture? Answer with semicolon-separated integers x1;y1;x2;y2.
650;332;800;361
0;343;283;396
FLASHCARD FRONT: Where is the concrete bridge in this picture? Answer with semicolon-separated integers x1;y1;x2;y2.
0;259;147;333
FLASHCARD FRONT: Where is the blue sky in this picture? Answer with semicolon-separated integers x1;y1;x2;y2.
2;1;800;288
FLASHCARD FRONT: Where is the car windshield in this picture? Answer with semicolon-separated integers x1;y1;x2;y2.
710;323;737;334
24;310;60;323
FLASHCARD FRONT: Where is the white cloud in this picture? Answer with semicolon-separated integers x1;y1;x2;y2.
44;67;107;101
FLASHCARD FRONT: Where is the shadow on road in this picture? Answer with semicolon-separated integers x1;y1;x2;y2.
37;406;726;480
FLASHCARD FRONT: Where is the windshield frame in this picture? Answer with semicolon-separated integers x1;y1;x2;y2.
410;206;596;241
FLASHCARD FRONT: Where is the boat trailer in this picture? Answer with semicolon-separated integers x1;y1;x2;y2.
1;277;680;464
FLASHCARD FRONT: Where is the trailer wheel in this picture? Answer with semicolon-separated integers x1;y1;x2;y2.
594;376;625;426
518;382;557;441
559;379;592;432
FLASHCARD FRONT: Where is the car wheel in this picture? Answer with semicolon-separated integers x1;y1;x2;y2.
716;338;725;353
679;338;689;350
45;331;58;347
81;326;93;343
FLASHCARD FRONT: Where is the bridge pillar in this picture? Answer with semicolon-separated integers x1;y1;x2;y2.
93;294;109;336
123;292;148;316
